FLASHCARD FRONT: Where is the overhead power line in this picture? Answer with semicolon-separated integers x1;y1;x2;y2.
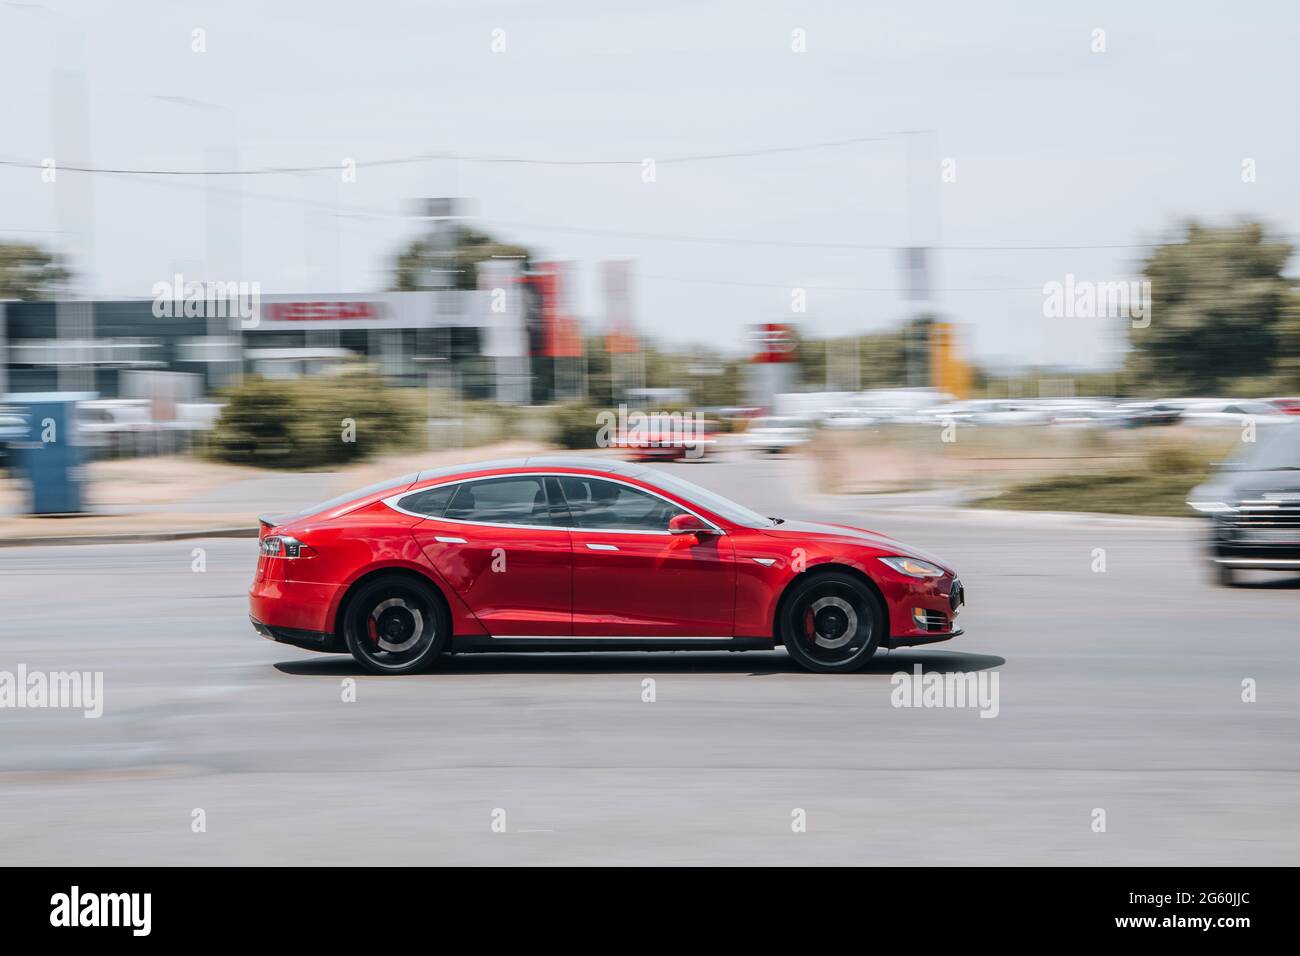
0;135;884;177
493;220;1168;252
640;273;1044;293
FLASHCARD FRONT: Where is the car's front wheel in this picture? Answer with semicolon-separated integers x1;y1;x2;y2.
343;574;449;674
779;572;884;673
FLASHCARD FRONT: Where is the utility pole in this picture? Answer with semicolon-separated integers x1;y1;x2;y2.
901;129;940;390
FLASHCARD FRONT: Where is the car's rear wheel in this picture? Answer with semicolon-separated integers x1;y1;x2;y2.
779;572;884;673
343;574;448;674
1214;563;1237;587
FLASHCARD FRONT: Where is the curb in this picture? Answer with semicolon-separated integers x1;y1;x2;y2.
0;526;258;548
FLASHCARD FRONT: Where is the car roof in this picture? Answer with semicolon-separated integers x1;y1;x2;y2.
414;455;649;482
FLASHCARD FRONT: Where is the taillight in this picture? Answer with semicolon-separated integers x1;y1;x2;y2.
259;535;317;559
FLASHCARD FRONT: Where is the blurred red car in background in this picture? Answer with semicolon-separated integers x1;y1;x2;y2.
1266;397;1300;415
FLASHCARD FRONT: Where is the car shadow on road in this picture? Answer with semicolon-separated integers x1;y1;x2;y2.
273;649;1006;678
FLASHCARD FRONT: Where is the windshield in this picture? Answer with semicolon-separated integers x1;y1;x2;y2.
644;469;776;527
1224;423;1300;471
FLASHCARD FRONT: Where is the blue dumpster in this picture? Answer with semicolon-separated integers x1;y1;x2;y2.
4;392;96;515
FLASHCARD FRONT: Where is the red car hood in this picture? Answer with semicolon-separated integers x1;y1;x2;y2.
760;520;952;572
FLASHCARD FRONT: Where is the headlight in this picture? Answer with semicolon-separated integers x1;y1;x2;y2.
879;556;945;578
1188;501;1235;514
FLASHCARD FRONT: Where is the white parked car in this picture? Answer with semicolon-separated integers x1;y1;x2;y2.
76;399;152;441
922;399;1051;426
743;417;813;453
1179;400;1289;427
819;408;878;429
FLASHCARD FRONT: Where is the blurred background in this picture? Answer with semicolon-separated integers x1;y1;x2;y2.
2;1;1299;528
2;0;1300;866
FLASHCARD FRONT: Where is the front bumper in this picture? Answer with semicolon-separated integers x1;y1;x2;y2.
884;626;964;648
877;569;965;642
1211;555;1300;571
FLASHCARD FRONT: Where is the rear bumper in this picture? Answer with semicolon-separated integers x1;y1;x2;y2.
250;616;339;652
249;576;339;634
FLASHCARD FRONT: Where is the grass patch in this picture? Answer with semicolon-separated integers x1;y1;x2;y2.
973;440;1221;517
974;471;1204;516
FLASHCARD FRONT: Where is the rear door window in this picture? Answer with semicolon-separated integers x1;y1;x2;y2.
444;476;555;526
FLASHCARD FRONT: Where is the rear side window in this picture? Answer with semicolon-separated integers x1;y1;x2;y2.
397;484;457;518
556;476;686;531
444;476;554;526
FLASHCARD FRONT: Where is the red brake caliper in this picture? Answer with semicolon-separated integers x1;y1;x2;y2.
367;617;380;644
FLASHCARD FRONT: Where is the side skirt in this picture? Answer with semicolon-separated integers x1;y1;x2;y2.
451;636;777;654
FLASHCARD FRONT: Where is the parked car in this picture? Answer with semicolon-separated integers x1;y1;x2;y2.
924;399;1052;426
250;457;966;673
1045;400;1125;428
1179;400;1289;427
1116;400;1189;427
76;399;152;451
742;416;813;453
0;409;29;469
1187;422;1300;585
819;408;879;429
1265;397;1300;416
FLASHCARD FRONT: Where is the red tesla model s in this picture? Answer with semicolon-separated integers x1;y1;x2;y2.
249;457;965;673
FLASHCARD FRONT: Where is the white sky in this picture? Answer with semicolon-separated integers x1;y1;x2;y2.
2;0;1298;369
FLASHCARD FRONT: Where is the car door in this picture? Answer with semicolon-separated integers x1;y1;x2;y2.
406;475;573;636
554;475;735;637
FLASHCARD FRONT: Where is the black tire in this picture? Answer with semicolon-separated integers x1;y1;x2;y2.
779;572;884;673
343;574;449;674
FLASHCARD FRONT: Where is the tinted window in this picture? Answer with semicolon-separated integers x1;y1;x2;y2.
556;476;686;531
445;476;553;526
397;484;457;518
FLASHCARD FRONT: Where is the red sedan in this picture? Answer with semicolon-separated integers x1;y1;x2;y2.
250;457;965;674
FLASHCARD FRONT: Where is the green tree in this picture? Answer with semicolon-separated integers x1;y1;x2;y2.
391;226;531;292
796;320;923;391
1126;222;1295;395
208;371;421;469
0;243;70;300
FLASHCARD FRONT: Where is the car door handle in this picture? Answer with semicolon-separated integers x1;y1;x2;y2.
585;543;619;551
434;536;467;544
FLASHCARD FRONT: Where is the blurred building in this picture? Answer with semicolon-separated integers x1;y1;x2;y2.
0;272;577;402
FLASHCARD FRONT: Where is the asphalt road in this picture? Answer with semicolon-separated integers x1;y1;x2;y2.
1;450;1297;865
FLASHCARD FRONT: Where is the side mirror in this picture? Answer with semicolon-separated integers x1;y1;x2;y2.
668;513;715;536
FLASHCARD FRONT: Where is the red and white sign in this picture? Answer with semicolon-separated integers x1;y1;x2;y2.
253;293;438;331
